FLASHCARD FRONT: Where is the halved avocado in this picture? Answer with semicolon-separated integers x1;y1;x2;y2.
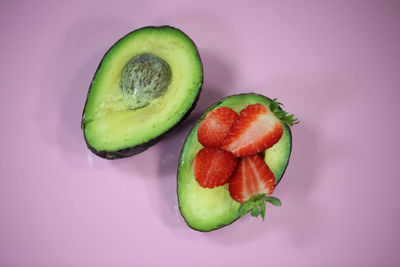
177;93;292;232
82;26;203;159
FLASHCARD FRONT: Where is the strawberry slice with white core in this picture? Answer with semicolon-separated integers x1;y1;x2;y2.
229;155;281;220
229;155;276;202
193;147;238;189
197;107;238;147
221;103;283;157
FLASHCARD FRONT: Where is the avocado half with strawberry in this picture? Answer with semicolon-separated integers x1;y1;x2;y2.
177;93;298;232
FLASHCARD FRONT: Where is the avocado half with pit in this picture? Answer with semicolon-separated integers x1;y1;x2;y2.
177;93;292;232
82;26;203;159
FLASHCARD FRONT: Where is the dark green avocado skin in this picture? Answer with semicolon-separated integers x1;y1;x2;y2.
81;26;203;159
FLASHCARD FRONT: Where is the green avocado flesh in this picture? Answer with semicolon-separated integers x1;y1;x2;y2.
177;93;292;232
82;26;203;158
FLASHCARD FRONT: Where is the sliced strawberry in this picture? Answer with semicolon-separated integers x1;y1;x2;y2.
193;147;238;189
197;107;238;147
221;103;283;157
229;155;276;203
229;155;281;220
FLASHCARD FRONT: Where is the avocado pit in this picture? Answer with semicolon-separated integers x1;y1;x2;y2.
120;53;172;109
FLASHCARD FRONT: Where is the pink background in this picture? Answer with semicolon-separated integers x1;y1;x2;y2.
1;0;399;266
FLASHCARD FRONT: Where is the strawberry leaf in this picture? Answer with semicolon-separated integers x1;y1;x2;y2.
269;98;299;126
265;196;282;206
238;202;251;217
237;194;281;220
259;201;266;220
251;206;260;217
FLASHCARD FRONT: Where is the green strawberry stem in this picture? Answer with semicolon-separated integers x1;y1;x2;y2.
269;98;299;126
238;194;281;221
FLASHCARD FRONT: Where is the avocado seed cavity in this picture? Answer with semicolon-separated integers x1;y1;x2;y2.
120;53;172;110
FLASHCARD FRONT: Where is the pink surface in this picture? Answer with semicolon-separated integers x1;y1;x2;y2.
1;0;400;266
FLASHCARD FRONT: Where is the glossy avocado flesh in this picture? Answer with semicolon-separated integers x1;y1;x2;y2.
82;26;203;159
177;93;292;232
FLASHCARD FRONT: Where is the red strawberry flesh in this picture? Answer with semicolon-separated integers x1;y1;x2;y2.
197;107;238;147
229;155;276;203
193;147;238;189
221;103;283;157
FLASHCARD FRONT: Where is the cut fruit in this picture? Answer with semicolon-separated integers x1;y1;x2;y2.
177;93;293;232
193;147;238;189
221;103;283;157
229;155;276;203
82;26;203;159
197;107;238;147
229;155;280;221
